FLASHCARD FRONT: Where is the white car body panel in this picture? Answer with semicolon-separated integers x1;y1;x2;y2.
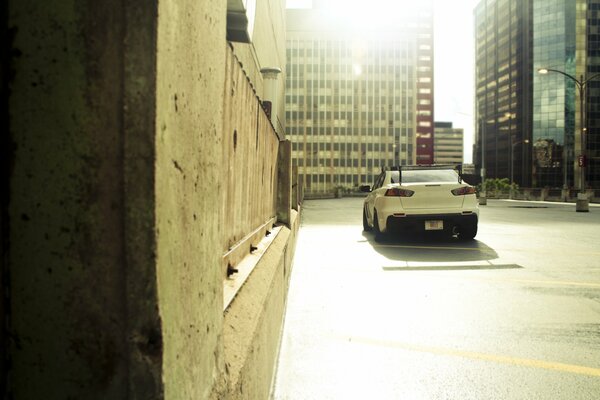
363;167;479;237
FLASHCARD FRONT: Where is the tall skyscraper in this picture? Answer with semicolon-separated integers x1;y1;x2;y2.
474;0;533;187
532;0;578;188
532;0;600;189
285;0;434;195
475;0;600;189
586;1;600;189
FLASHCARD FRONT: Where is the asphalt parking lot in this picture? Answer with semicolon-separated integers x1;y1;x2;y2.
272;198;600;400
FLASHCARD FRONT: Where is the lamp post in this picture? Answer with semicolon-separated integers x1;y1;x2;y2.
504;112;513;191
510;137;529;199
479;116;487;205
538;68;600;212
476;115;497;205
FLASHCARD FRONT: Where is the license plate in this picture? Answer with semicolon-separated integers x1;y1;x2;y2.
425;220;443;230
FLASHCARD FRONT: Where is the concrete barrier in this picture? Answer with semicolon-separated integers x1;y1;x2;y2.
223;210;299;400
5;1;297;399
219;46;298;399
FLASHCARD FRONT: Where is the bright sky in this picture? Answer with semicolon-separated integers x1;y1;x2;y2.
286;0;480;162
432;0;480;163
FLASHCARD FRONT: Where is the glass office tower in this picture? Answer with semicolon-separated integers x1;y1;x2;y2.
285;1;434;195
584;0;600;189
476;0;600;189
532;0;577;188
475;0;533;187
532;0;600;189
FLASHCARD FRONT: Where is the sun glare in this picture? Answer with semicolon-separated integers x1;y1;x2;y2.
320;0;426;29
286;0;426;28
286;0;480;163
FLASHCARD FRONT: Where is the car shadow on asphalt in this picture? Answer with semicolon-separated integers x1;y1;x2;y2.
361;231;502;264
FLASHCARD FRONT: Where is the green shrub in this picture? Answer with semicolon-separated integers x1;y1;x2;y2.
477;178;519;196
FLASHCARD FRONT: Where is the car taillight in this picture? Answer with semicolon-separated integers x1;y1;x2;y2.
451;186;476;196
385;188;415;197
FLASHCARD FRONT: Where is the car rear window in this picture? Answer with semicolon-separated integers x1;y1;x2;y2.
393;169;459;183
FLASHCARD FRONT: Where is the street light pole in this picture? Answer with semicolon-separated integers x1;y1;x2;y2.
479;117;487;205
577;74;586;194
538;68;600;212
505;111;513;189
510;137;529;199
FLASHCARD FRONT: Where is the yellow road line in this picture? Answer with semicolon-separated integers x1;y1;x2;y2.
347;336;600;377
452;275;600;288
505;278;600;288
409;273;600;288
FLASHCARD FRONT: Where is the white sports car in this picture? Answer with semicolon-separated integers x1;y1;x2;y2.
361;165;479;241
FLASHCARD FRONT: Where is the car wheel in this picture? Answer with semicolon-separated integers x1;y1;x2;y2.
459;222;478;240
373;210;385;242
362;207;372;231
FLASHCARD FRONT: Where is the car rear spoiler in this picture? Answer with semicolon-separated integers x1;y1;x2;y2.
382;164;465;183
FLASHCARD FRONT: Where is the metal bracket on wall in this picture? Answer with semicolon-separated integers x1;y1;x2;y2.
222;217;280;310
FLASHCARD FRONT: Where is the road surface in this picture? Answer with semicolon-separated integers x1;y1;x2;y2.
272;198;600;399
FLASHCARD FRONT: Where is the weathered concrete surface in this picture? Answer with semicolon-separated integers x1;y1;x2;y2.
7;0;161;398
222;46;280;254
232;0;287;135
223;211;299;400
5;0;293;398
278;140;293;225
155;0;227;399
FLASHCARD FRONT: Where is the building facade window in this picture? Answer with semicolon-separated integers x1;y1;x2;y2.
285;1;434;194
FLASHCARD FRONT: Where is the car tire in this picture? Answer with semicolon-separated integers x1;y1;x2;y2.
363;207;372;231
459;222;478;240
373;210;385;242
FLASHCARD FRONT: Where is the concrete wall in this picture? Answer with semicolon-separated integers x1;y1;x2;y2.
233;0;287;136
155;0;228;398
4;0;294;398
7;0;162;397
222;46;279;253
221;21;295;398
223;211;298;399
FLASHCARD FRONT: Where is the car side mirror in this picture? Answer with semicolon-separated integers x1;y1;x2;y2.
359;185;371;193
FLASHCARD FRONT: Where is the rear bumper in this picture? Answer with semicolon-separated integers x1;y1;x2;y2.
384;213;478;234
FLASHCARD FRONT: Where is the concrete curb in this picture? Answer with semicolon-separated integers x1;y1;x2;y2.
222;210;300;399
